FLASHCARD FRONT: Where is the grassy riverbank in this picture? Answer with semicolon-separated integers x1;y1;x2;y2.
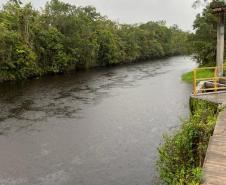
182;70;214;83
157;99;219;184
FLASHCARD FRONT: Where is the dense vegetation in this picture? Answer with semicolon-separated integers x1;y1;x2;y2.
157;99;218;184
189;6;217;66
0;0;190;81
190;1;226;66
181;0;226;83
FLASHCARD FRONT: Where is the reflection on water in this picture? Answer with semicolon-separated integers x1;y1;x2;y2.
0;56;196;185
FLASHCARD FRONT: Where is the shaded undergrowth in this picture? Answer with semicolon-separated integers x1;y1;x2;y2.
157;99;219;185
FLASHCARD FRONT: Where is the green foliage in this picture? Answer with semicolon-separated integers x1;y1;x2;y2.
190;6;218;66
0;0;190;82
33;26;71;73
182;69;214;83
97;29;120;65
191;1;226;66
157;100;218;184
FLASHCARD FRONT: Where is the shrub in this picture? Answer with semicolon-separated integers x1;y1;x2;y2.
157;101;218;184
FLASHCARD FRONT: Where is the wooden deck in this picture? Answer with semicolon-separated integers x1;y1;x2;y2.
198;93;226;185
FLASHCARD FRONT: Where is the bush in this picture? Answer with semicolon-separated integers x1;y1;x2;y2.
157;101;218;184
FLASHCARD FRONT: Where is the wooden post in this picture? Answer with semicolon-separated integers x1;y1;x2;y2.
216;12;225;77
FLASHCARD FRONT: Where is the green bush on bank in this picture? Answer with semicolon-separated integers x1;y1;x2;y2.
157;100;218;185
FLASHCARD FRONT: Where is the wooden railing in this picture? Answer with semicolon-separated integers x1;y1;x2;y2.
193;65;226;96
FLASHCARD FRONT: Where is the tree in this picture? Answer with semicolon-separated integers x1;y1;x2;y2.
0;1;39;80
190;6;218;66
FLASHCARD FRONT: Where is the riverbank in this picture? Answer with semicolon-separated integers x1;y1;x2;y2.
157;96;219;184
157;89;226;184
182;70;214;83
0;55;184;84
191;93;226;184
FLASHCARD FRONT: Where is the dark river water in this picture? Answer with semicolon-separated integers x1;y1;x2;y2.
0;56;196;185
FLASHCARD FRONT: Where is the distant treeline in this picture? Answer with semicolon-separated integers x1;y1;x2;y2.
0;0;190;81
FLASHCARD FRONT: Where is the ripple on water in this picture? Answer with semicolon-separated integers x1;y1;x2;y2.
0;177;28;185
37;170;70;185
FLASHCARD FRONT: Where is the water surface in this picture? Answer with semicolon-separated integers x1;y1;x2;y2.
0;56;196;185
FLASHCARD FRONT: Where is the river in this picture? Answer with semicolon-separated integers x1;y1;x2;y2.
0;56;196;185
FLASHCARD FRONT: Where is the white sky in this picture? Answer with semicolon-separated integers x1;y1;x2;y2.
0;0;204;31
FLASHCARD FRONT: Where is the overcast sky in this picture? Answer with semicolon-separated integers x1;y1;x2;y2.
0;0;203;31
